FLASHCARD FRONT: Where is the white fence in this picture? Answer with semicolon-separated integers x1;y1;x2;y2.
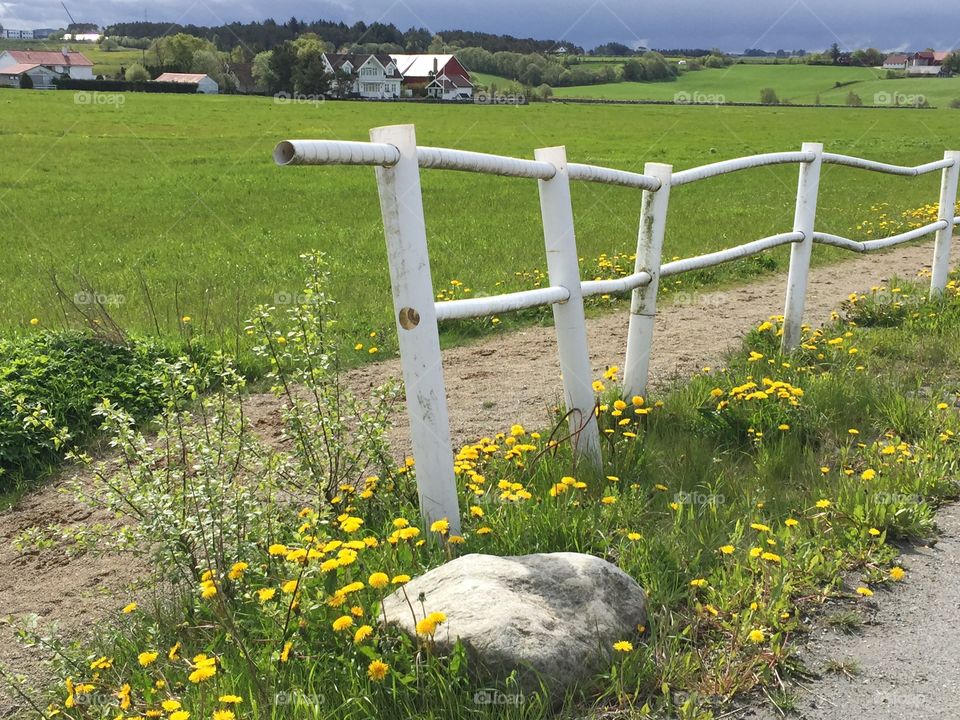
274;124;960;534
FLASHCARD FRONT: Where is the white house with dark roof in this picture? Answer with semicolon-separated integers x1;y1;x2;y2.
0;49;94;79
321;53;402;98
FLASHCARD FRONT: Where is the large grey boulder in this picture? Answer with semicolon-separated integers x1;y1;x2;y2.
380;552;647;694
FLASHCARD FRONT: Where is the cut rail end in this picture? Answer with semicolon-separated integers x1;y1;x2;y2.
273;141;297;166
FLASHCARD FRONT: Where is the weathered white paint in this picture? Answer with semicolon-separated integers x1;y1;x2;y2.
660;232;804;277
823;153;954;177
781;142;823;351
623;162;672;399
930;151;960;298
369;124;461;535
814;221;948;253
535;145;602;469
671;151;815;187
435;286;570;321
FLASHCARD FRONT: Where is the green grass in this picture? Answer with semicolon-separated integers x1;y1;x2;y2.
553;63;960;106
0;91;957;365
27;271;960;719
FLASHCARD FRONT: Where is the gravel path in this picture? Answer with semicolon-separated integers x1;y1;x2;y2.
743;502;960;720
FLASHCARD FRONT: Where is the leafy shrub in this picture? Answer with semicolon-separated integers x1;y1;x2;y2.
0;332;182;490
950;98;960;109
124;62;150;82
846;91;863;107
759;87;779;104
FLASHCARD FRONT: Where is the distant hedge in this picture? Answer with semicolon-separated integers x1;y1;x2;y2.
54;77;199;93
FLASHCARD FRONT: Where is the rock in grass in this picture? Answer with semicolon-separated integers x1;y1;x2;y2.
380;552;647;694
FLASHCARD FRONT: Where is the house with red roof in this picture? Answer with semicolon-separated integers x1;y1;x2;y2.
0;49;94;82
906;51;952;76
389;54;473;100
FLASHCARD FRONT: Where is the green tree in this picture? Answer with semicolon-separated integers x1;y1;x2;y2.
149;33;215;72
760;87;779;104
846;90;863;107
100;37;119;52
944;52;960;75
622;58;647;81
292;48;331;96
267;41;298;94
251;51;276;92
125;63;150;82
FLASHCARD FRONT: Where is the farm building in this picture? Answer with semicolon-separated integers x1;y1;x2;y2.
882;53;908;70
0;63;59;88
321;53;403;98
0;49;94;79
906;51;951;76
390;54;473;100
155;72;220;94
1;29;34;39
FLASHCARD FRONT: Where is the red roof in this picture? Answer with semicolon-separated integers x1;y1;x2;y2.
155;72;210;83
0;63;42;75
5;50;93;67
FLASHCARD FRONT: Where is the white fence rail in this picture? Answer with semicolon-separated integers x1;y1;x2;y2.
274;126;960;533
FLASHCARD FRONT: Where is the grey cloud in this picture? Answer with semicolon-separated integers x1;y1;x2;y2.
2;0;957;52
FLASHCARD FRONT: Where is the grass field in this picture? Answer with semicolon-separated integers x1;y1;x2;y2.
552;63;960;106
1;91;957;363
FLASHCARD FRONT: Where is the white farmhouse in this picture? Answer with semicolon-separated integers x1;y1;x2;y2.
155;72;220;94
321;53;402;98
0;49;94;79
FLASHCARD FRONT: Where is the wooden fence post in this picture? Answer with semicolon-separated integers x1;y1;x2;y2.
534;145;602;470
369;124;461;535
623;162;672;399
781;142;823;351
930;150;960;298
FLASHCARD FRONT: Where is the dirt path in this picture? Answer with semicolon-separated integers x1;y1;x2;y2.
337;240;960;453
2;240;958;717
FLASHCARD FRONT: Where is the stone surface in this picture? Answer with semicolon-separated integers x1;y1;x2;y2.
380;552;648;693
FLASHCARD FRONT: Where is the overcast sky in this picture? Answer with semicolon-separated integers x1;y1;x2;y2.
2;0;957;52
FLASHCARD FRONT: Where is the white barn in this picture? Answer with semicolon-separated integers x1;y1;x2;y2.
155;72;220;94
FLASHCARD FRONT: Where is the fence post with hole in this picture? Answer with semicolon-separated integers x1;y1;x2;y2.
534;145;602;470
781;142;823;351
369;124;461;535
623;162;672;399
930;150;960;298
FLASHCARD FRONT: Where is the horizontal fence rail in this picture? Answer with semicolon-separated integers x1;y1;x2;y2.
822;153;955;176
275;127;960;532
671;151;816;187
